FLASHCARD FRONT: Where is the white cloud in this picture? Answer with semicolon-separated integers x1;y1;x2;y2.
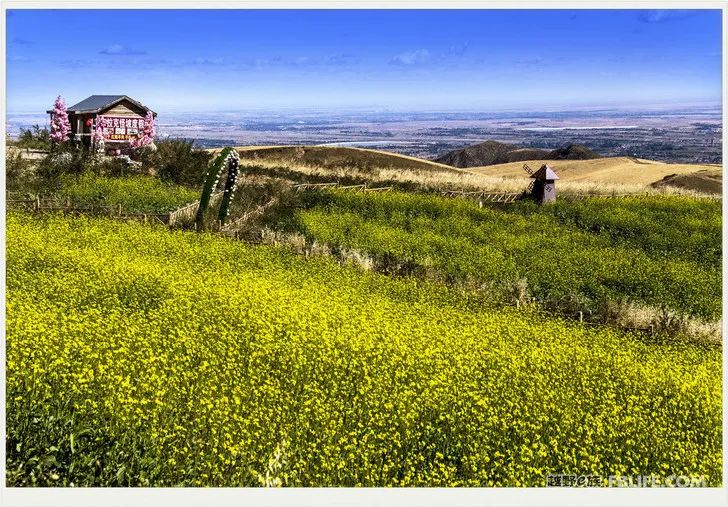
100;44;146;56
390;49;430;66
637;10;699;24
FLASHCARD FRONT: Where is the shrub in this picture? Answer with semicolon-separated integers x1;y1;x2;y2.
6;151;33;191
97;157;133;177
15;125;51;151
35;148;94;181
142;139;211;186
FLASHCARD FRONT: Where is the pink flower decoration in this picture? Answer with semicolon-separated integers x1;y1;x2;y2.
130;111;155;148
50;95;71;144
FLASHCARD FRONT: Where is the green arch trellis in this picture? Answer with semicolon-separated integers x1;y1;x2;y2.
195;147;240;229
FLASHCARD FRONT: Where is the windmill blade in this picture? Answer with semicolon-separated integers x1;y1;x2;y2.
522;163;533;176
526;181;535;193
544;184;553;192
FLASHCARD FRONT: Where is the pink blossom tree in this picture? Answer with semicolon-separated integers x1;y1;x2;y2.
130;111;155;149
49;95;71;145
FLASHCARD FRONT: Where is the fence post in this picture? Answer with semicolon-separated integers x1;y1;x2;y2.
118;203;122;216
579;311;583;322
35;195;40;212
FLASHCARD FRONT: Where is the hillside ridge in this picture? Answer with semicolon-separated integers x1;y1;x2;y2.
434;140;600;168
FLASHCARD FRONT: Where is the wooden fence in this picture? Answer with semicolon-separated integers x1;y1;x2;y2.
291;181;668;204
220;196;281;237
294;182;393;193
167;190;224;226
9;177;717;239
7;196;171;225
440;190;524;204
7;190;228;228
561;192;720;201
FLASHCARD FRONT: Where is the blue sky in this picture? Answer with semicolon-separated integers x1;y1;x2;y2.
5;9;723;113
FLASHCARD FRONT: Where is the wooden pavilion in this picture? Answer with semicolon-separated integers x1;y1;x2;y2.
47;95;156;151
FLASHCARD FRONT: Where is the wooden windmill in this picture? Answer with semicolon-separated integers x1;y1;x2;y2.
522;163;559;204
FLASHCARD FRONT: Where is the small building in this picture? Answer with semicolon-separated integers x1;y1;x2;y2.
530;164;559;203
47;95;156;151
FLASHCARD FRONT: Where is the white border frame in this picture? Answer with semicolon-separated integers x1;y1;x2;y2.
1;2;726;506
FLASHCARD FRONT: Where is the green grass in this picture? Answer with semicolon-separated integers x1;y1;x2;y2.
527;197;721;268
286;190;721;320
57;173;199;213
6;211;721;486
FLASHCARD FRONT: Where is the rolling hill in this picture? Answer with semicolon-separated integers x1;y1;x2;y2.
467;156;722;193
652;169;722;195
229;145;458;173
433;140;600;168
208;145;720;195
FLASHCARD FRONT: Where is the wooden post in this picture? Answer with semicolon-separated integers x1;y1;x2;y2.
35;195;40;212
579;311;583;322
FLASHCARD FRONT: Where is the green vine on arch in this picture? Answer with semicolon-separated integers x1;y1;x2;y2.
195;147;240;229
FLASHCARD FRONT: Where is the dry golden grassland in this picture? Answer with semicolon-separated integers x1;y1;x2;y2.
469;156;721;190
218;146;718;197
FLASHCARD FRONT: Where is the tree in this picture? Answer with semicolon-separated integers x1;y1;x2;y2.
16;125;51;150
49;96;71;145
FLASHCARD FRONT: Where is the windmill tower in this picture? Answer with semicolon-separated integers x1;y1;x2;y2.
522;163;559;203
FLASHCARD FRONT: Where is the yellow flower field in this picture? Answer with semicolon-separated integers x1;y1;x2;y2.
6;212;721;486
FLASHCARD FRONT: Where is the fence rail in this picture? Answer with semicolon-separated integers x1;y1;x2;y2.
439;191;524;204
561;193;648;201
7;190;230;228
9;176;718;238
285;178;718;205
7;197;171;224
220;196;280;236
294;182;393;193
9;197;175;224
167;190;224;226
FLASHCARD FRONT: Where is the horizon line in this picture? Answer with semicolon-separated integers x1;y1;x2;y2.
7;101;723;117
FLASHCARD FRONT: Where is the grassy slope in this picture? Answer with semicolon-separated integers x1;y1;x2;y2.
212;146;719;195
652;169;722;195
208;145;462;173
288;189;721;321
467;157;721;187
56;173;199;213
